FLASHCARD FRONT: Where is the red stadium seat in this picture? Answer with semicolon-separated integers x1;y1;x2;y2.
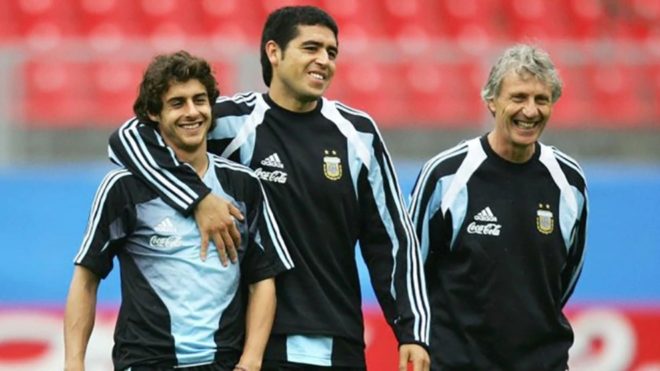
402;61;485;127
380;0;445;42
9;0;81;51
649;62;660;123
134;0;205;51
320;0;386;55
551;64;594;128
502;0;574;40
71;0;140;53
438;0;506;42
643;63;660;125
565;0;610;39
328;60;409;126
0;1;19;41
89;61;144;124
20;60;93;127
631;0;660;22
208;60;238;96
12;0;79;36
612;0;659;39
586;64;650;127
199;0;265;46
73;0;140;34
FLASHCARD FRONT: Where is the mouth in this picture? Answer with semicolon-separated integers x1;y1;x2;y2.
178;121;204;130
513;119;540;130
308;71;326;81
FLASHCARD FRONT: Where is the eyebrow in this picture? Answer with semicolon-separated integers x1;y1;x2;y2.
166;92;208;104
301;40;338;54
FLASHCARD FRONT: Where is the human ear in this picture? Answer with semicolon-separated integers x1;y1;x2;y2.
487;100;496;117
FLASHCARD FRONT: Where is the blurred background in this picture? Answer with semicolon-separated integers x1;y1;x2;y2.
0;0;658;370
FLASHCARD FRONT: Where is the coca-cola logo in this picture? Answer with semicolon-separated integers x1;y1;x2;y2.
149;235;183;248
466;221;502;236
254;167;288;184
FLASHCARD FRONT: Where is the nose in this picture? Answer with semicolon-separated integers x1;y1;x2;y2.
183;100;200;117
315;50;330;65
522;99;540;117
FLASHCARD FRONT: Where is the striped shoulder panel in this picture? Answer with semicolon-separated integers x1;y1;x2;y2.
333;100;375;122
549;145;587;186
74;168;132;263
216;91;259;105
214;92;260;118
408;140;471;217
209;154;258;178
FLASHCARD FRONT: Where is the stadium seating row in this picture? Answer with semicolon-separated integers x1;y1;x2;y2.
3;0;658;128
18;58;660;128
1;0;658;45
18;59;236;127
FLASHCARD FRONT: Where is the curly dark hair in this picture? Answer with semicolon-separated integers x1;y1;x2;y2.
133;50;220;125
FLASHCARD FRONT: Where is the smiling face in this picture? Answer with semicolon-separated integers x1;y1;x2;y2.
487;70;554;162
267;24;338;112
148;79;211;157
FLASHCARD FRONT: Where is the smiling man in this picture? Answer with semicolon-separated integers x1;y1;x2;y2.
64;51;291;371
106;6;429;371
409;44;589;371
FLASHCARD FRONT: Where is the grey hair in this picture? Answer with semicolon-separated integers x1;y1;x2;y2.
481;44;563;103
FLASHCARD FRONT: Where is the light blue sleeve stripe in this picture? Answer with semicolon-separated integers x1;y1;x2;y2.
74;169;131;263
441;139;485;249
221;94;269;165
539;144;579;251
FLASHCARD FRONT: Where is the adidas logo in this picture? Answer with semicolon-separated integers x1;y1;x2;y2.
260;153;284;169
154;217;177;234
474;207;498;222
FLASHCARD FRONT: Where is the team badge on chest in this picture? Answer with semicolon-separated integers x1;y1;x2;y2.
536;203;554;234
323;150;342;181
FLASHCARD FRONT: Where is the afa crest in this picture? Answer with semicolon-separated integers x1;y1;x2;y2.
323;150;342;181
536;203;554;234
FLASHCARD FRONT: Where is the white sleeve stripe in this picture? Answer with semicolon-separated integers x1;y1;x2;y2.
210;157;294;269
324;99;431;342
325;101;372;169
409;142;469;222
221;94;268;158
217;91;257;105
441;139;486;216
124;122;200;200
376;129;430;343
554;150;587;183
561;228;587;303
120;125;190;208
74;169;130;263
337;103;430;343
117;120;194;209
551;146;581;169
382;154;429;342
132;128;200;198
261;188;295;269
